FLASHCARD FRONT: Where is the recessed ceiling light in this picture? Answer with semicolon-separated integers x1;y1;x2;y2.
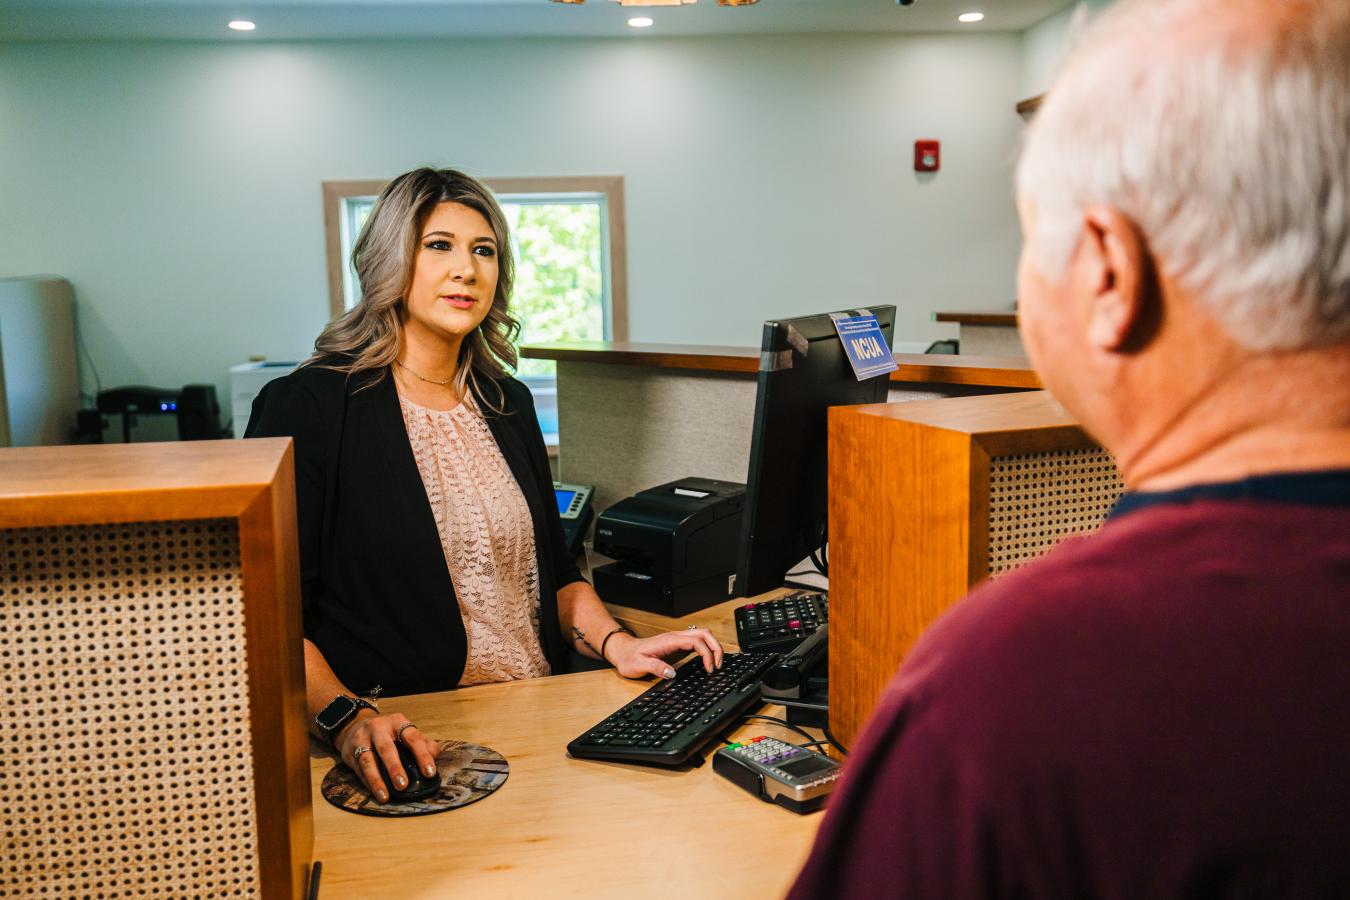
958;12;984;23
628;16;654;27
228;20;256;31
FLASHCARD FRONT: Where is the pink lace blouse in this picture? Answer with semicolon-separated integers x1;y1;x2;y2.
399;394;551;686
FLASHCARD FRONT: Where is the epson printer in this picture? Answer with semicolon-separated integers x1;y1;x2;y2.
592;477;746;617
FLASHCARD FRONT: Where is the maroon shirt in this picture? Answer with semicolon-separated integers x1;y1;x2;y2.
790;477;1350;899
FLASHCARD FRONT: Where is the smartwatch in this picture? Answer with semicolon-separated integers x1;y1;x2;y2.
315;695;377;748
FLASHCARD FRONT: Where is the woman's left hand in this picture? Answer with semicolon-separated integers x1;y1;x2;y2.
605;627;724;680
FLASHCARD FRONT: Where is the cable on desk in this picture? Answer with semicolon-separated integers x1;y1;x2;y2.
719;715;819;748
823;722;849;757
741;714;820;746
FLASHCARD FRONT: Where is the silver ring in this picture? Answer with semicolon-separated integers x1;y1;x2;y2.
686;624;698;630
352;745;371;762
396;722;416;743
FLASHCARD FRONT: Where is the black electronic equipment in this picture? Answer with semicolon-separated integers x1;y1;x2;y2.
553;481;595;558
566;651;780;767
97;385;182;416
95;384;224;442
713;736;843;814
925;338;960;354
759;622;830;729
735;306;896;598
592;477;746;617
734;591;828;654
761;624;829;698
176;384;223;439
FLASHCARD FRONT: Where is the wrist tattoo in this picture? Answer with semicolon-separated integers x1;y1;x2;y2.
571;627;601;658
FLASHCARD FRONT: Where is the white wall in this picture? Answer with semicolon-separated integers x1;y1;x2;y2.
0;33;1025;421
1021;0;1117;97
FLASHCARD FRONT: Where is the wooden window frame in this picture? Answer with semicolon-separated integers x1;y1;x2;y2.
321;176;628;340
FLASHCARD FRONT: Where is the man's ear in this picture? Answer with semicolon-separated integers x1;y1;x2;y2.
1080;206;1157;352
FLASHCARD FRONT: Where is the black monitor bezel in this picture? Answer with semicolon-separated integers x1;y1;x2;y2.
735;305;897;598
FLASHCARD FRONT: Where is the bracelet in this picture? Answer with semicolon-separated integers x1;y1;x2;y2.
599;626;632;665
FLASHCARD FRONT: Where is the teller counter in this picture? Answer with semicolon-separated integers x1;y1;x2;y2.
522;341;1041;513
309;666;825;898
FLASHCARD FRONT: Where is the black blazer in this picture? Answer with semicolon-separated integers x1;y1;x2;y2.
244;359;584;696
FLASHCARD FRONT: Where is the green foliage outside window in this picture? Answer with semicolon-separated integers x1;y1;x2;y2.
503;202;605;378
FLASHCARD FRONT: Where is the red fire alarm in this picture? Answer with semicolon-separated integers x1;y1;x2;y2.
915;139;940;172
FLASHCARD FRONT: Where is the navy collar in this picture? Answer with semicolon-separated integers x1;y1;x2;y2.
1110;469;1350;521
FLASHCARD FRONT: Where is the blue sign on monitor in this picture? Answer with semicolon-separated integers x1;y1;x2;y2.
831;312;898;381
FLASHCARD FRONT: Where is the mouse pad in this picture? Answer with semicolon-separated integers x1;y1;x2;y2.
320;740;509;818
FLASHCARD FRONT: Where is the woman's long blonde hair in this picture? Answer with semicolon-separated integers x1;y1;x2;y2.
312;167;520;409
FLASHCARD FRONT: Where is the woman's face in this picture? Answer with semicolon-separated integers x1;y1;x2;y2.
402;201;500;352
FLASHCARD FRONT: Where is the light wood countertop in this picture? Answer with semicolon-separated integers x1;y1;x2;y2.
309;668;824;898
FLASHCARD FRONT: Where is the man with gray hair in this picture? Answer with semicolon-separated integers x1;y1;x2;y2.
790;0;1349;895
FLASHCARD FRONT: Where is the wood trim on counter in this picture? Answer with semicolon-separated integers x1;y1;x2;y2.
523;341;758;373
827;390;1104;748
0;439;293;528
934;311;1018;326
891;355;1039;389
521;341;1041;389
0;438;314;898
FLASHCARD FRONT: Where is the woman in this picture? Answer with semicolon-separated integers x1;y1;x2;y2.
247;168;723;803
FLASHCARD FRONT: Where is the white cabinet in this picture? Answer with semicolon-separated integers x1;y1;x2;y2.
0;276;79;447
230;361;299;438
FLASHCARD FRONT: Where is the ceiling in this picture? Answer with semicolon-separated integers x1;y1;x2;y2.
0;0;1075;41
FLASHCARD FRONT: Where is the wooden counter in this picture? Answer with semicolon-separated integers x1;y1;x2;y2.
523;340;1040;389
521;341;1043;516
309;669;824;898
1;440;312;899
931;311;1024;357
827;390;1123;748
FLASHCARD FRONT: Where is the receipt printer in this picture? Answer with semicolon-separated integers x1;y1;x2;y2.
592;477;746;617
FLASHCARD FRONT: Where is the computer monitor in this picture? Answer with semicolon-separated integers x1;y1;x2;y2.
735;306;896;598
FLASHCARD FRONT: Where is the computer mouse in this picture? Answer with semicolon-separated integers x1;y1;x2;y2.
373;742;441;803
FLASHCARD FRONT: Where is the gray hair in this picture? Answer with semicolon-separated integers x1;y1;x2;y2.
1016;0;1350;351
312;168;520;408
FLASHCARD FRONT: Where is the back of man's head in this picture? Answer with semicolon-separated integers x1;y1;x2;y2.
1019;0;1349;351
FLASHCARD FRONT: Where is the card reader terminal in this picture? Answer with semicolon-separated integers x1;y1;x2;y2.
554;482;593;520
712;736;842;814
553;481;595;558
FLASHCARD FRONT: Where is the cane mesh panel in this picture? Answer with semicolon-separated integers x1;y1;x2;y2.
987;448;1123;576
0;519;262;898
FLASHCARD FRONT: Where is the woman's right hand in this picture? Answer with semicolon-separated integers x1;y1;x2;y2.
335;710;440;803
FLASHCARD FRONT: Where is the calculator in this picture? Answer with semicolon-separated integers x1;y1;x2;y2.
712;736;843;814
733;591;828;654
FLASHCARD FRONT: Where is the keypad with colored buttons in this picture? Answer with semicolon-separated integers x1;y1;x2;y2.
734;591;827;654
713;735;842;814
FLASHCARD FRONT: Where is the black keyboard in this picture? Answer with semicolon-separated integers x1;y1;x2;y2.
567;652;781;766
734;591;828;653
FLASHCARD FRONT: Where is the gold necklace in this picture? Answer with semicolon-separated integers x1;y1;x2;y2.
395;359;455;386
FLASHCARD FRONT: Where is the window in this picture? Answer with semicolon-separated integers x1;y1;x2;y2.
323;177;628;444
